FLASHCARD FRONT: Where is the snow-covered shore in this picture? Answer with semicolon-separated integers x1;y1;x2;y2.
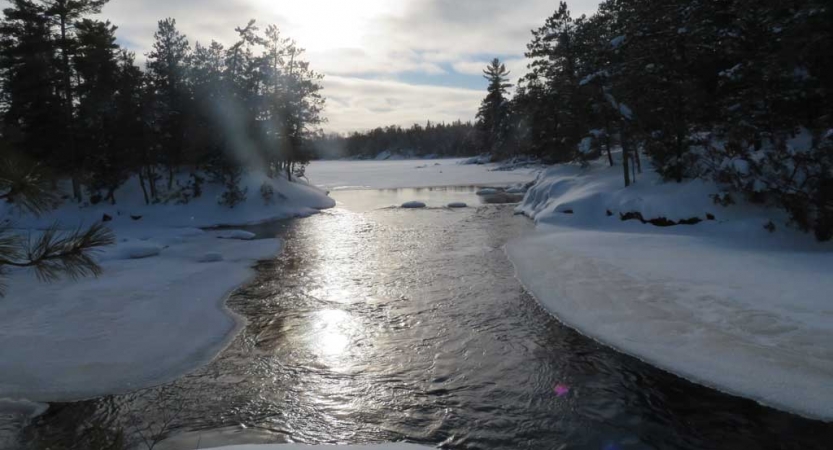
0;173;335;402
506;154;833;421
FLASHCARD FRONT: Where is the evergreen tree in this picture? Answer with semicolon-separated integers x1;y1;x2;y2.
146;18;191;189
74;19;124;203
39;0;109;201
0;154;114;296
0;0;63;169
476;58;512;157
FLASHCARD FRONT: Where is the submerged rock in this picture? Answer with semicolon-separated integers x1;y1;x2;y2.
401;201;427;209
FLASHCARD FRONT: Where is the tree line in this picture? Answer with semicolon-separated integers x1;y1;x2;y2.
313;120;480;160
1;0;325;208
477;0;832;240
0;0;325;292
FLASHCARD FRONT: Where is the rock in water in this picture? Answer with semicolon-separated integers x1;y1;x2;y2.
401;201;427;209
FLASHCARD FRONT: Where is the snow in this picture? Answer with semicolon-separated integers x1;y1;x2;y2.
198;252;224;263
459;154;492;165
610;35;626;48
578;136;593;155
305;159;538;191
401;201;427;209
507;152;833;420
217;230;257;240
108;242;163;260
0;171;334;403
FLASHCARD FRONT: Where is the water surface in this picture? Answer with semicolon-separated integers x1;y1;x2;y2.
15;194;833;450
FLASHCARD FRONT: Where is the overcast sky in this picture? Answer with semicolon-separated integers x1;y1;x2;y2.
97;0;601;133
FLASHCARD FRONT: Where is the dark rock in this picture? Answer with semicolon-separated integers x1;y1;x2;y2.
764;221;776;233
606;210;613;217
706;213;716;221
102;214;113;222
562;209;574;214
677;217;703;225
647;217;677;227
621;211;702;227
130;215;143;221
619;211;645;222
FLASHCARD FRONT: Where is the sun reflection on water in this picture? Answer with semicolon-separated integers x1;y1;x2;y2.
310;309;353;358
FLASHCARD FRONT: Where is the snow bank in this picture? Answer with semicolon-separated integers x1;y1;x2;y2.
3;172;334;232
217;230;257;240
0;172;334;402
306;159;537;191
107;242;163;260
507;153;833;420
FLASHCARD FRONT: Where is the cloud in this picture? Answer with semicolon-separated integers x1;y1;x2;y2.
322;76;483;133
96;0;602;131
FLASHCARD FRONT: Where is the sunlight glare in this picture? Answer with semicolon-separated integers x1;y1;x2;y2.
256;0;401;50
311;309;353;358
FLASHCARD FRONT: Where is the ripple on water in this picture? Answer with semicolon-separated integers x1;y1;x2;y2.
17;202;833;450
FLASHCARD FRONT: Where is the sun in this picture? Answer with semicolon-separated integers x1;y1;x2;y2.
257;0;401;51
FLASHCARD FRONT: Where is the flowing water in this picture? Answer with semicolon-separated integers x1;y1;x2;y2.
11;188;833;449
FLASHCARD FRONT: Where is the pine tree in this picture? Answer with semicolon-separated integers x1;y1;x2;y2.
146;18;191;190
0;154;114;296
0;0;64;169
476;58;512;157
38;0;109;201
74;19;125;203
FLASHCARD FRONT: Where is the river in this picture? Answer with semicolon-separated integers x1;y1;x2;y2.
13;188;833;450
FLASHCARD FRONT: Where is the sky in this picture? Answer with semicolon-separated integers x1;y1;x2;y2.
97;0;601;133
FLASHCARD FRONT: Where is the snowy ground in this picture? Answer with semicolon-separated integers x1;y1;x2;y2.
0;173;335;403
305;158;538;191
506;153;833;421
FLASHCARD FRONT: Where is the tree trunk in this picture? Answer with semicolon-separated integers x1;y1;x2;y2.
605;131;614;167
675;131;684;183
621;129;631;187
138;171;150;205
634;144;642;174
59;9;80;202
147;166;158;201
167;164;175;190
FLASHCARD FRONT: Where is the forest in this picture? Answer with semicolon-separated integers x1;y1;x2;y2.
475;0;832;240
313;120;480;160
0;0;324;208
0;0;325;287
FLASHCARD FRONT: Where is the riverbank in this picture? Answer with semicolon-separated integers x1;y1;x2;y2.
0;172;335;403
506;152;833;421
